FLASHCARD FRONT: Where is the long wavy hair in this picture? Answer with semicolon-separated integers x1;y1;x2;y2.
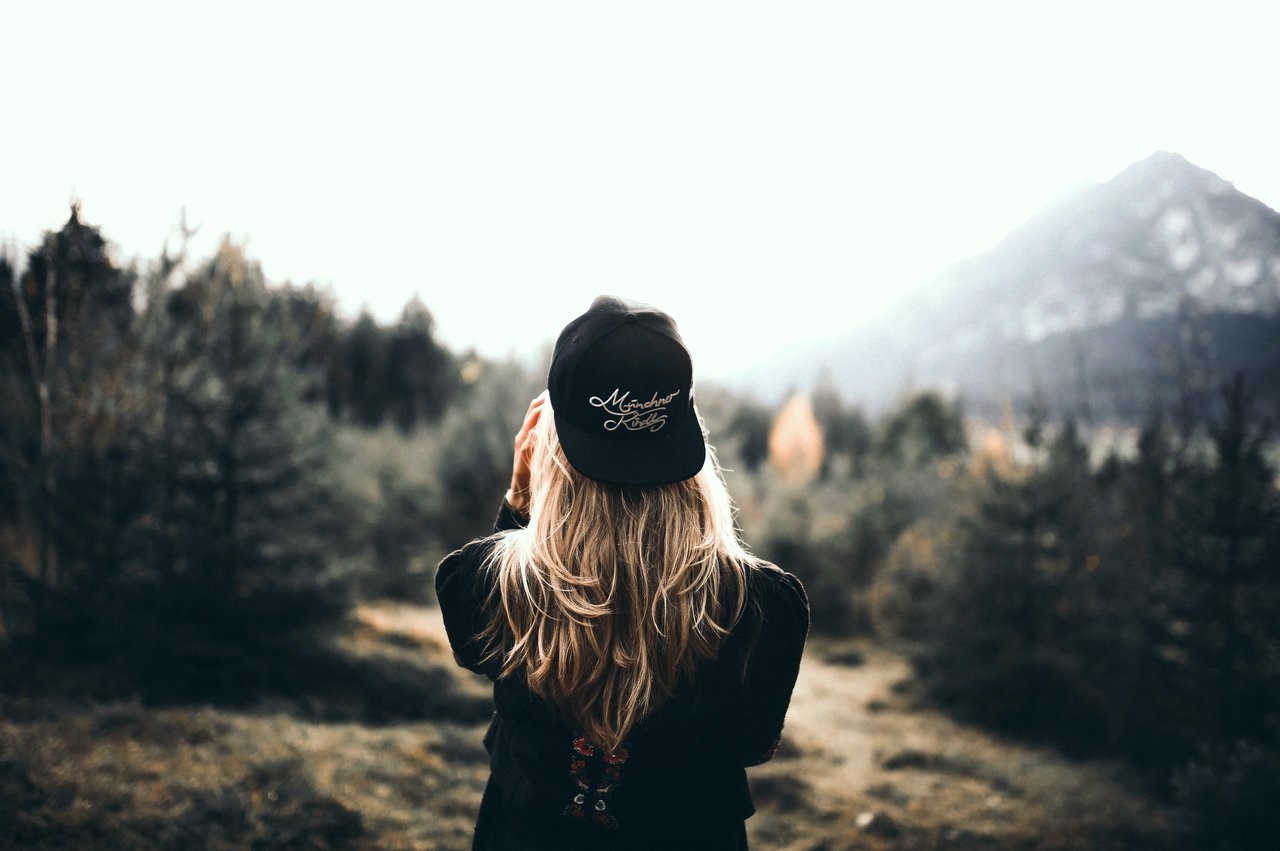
480;407;753;752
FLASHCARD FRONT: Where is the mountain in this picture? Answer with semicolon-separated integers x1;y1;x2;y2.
750;152;1280;423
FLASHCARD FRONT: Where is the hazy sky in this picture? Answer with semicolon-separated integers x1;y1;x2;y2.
4;1;1278;378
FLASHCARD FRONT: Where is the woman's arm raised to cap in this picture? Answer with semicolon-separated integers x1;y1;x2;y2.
503;391;548;519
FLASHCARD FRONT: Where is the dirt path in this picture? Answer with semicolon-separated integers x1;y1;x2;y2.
745;642;1174;849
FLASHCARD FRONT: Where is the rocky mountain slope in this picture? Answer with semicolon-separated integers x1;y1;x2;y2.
752;152;1280;422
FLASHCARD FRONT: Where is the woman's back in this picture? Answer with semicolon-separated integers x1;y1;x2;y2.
437;519;807;847
434;297;809;849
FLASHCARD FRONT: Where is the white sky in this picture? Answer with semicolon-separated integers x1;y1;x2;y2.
3;1;1278;378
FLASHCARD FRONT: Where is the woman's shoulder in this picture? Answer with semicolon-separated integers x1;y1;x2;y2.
435;533;505;600
739;558;810;632
744;558;807;602
439;533;502;568
435;534;509;677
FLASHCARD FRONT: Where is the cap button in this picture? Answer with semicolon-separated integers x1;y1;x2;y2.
625;313;638;324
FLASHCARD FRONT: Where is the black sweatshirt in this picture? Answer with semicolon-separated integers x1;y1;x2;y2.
435;500;809;849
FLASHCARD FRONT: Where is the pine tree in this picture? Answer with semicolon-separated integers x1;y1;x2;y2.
878;391;966;467
919;413;1106;749
1178;373;1280;742
143;239;345;626
385;296;455;432
811;372;872;478
724;398;772;472
0;205;138;625
340;311;388;427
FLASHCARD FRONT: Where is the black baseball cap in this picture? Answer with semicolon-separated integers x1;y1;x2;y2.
548;296;706;486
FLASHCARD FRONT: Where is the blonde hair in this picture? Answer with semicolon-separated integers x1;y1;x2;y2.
481;408;752;752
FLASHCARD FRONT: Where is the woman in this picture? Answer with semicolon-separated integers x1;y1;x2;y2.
436;296;809;850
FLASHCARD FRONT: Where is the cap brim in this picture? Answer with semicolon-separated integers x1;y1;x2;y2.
553;404;707;487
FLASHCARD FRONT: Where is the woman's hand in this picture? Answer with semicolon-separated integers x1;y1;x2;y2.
506;391;549;517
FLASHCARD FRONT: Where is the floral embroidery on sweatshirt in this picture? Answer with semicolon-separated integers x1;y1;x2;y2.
561;732;631;830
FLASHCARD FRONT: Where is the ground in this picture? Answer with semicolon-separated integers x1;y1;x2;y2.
0;603;1178;850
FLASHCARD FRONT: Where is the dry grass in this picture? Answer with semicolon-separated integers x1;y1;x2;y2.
0;604;1179;850
0;704;490;850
